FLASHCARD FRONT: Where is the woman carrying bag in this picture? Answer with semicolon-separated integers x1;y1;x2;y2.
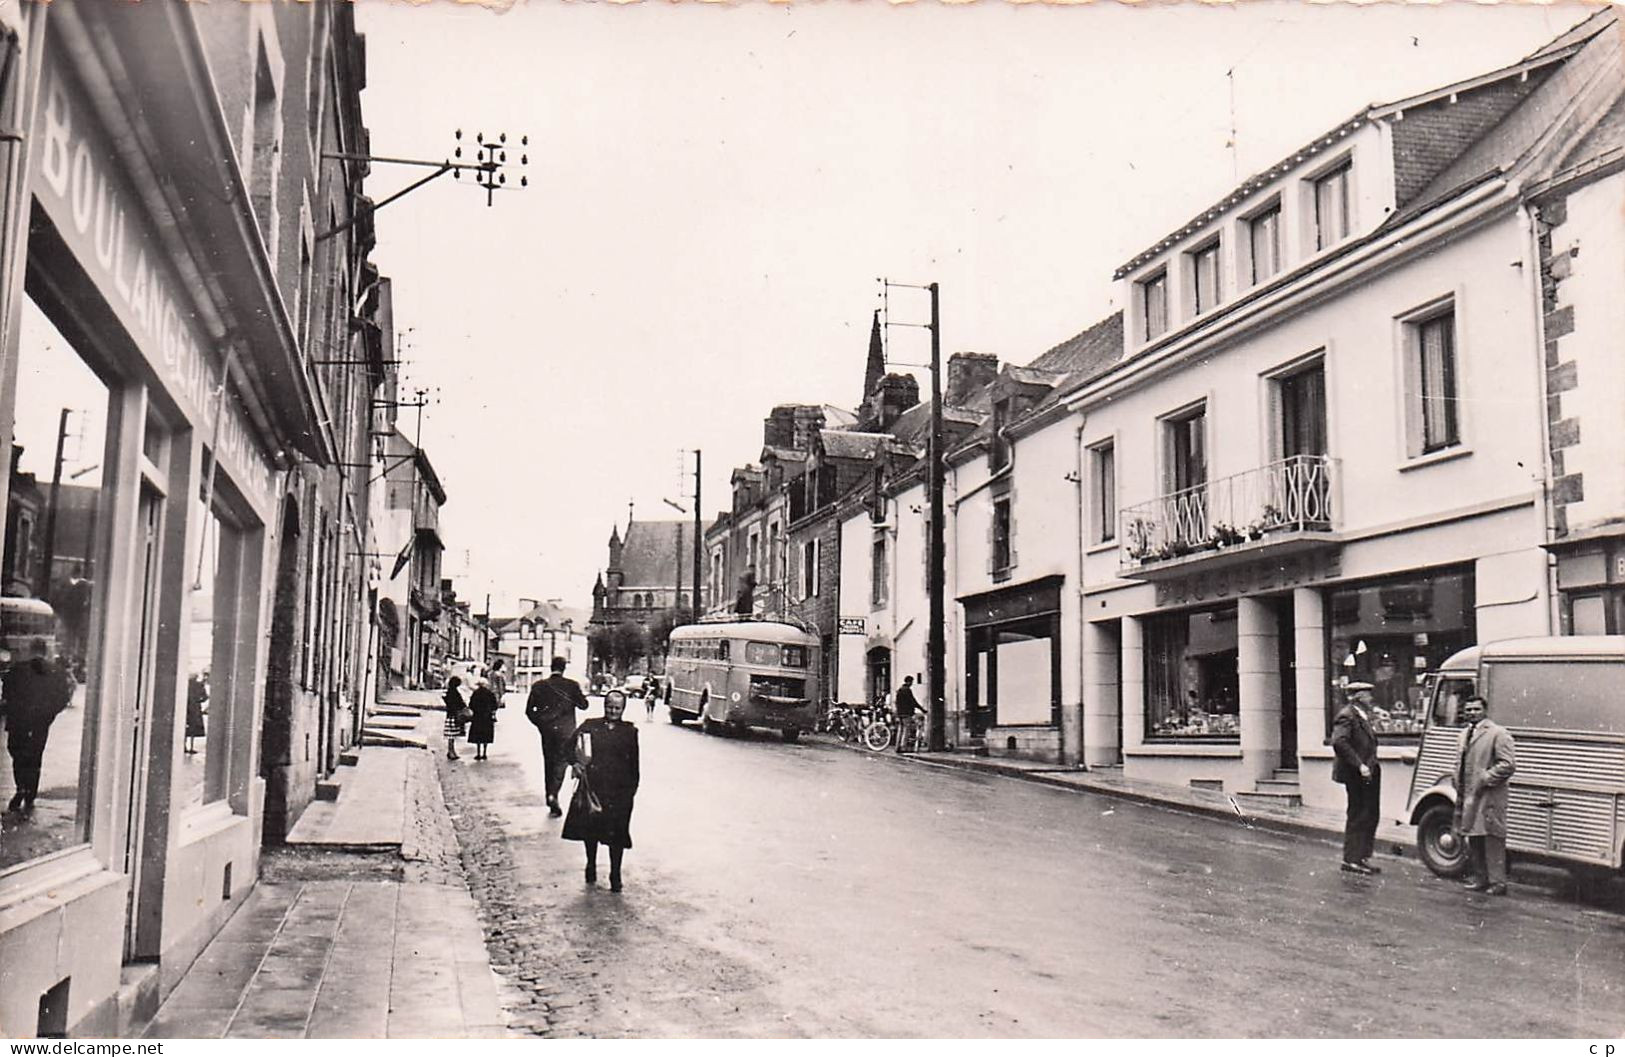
443;675;470;760
562;689;640;891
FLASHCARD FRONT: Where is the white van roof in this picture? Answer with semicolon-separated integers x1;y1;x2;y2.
1439;635;1625;671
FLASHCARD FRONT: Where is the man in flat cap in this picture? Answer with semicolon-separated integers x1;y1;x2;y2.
1331;683;1383;875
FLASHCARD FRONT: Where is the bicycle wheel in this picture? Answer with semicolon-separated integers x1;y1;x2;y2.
838;713;859;743
862;719;893;751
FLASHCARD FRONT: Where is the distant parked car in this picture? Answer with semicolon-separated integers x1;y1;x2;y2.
621;674;648;698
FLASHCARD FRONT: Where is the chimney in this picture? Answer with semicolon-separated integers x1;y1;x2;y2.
791;406;826;451
763;406;796;449
876;373;920;431
946;352;999;407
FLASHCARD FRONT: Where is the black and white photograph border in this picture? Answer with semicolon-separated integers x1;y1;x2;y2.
0;0;1622;1042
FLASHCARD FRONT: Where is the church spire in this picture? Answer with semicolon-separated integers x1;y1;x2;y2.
861;309;884;408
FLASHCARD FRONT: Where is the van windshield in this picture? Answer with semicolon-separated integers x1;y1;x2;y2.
1429;676;1475;728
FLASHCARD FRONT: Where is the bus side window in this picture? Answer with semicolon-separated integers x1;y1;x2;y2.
718;640;730;662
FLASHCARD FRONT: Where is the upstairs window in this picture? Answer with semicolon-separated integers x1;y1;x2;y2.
801;538;820;598
1404;307;1461;456
1140;270;1169;341
1190;240;1221;315
991;496;1014;576
1313;162;1352;251
1166;406;1207;495
1090;441;1116;544
1248;203;1282;285
870;534;889;608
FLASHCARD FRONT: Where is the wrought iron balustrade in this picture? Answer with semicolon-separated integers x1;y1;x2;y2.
1119;454;1339;568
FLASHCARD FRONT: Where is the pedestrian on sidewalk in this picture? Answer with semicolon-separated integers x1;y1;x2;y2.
893;675;920;754
468;677;500;761
1455;695;1517;896
563;689;640;892
1330;683;1382;875
443;676;468;761
526;655;590;816
3;638;74;815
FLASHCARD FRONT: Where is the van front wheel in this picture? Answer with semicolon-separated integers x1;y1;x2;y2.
1417;802;1470;878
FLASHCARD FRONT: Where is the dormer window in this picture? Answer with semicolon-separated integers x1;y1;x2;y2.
1313;161;1352;251
1248;202;1282;285
1139;270;1169;342
1189;240;1221;316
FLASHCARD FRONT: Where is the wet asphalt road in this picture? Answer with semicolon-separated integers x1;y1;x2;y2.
439;695;1625;1038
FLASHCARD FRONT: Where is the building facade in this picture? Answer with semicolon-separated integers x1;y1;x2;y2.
0;3;387;1036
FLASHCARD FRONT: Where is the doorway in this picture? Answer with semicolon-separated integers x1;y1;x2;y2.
866;646;891;709
122;484;164;960
1276;599;1298;771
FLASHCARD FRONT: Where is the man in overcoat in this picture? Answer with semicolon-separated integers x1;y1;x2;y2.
1330;684;1382;874
3;638;74;814
526;656;589;816
1455;695;1517;895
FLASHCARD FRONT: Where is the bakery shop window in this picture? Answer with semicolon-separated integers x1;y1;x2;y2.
1144;604;1239;740
1;296;112;871
1326;566;1475;737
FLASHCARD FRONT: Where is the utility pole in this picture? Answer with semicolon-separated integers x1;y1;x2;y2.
38;408;72;601
693;450;703;619
926;283;947;751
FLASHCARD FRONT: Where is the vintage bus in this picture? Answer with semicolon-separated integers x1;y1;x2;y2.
663;620;819;742
0;596;58;670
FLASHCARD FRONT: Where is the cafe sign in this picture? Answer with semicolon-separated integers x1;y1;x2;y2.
1154;550;1341;608
838;617;866;636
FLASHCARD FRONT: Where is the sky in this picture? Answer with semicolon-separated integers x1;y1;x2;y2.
355;0;1590;618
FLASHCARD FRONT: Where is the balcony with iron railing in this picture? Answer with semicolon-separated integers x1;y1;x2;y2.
1118;454;1341;579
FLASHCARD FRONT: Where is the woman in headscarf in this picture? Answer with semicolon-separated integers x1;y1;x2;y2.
442;675;467;760
562;689;640;891
467;676;500;761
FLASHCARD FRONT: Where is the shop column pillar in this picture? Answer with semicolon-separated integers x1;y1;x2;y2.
1237;596;1281;782
1120;615;1144;757
1082;619;1121;767
1293;586;1328;763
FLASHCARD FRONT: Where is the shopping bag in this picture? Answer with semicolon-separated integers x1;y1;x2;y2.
572;772;604;817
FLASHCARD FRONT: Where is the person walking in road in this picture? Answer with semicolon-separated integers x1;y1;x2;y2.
467;677;500;761
893;675;920;754
644;676;659;721
1456;695;1517;896
1331;683;1382;875
443;675;467;761
563;689;640;892
526;655;590;816
3;639;74;815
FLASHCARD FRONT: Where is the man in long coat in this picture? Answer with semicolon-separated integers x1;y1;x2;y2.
3;638;74;814
1330;684;1382;874
1455;695;1517;895
526;656;589;816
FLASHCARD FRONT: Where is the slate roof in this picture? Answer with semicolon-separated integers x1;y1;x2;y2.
818;430;891;461
496;600;591;632
615;519;699;589
1112;11;1606;280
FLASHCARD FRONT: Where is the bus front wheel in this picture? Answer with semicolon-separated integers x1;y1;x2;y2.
781;728;801;744
1417;802;1470;878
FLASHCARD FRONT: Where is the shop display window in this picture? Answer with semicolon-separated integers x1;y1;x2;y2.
1326;567;1475;737
967;614;1059;727
182;484;240;810
1;298;111;871
1144;605;1239;739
